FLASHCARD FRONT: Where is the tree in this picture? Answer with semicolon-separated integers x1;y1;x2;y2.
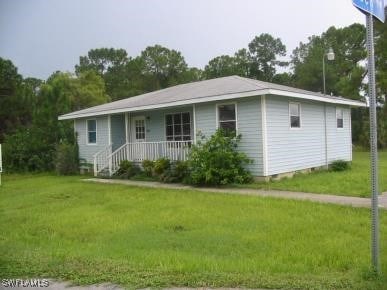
75;48;130;101
140;45;188;89
203;34;287;81
291;24;366;99
75;48;128;76
3;70;110;172
375;9;387;148
0;58;37;142
204;55;238;79
248;33;287;81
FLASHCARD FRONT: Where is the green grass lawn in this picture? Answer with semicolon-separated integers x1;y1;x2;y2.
1;174;387;289
239;151;387;197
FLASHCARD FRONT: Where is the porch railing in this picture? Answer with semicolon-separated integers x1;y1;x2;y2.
93;141;192;176
93;144;112;176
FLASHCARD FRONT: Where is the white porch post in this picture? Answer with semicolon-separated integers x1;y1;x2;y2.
125;112;129;159
193;104;197;144
125;112;129;143
108;115;112;175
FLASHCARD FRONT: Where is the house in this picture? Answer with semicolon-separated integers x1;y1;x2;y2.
58;75;365;178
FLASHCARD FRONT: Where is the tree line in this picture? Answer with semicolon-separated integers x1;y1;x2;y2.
1;19;386;172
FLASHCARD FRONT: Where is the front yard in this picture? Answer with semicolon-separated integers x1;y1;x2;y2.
0;174;386;289
242;151;387;197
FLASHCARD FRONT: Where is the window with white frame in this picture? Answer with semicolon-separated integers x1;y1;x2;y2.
135;119;146;140
289;103;301;128
87;119;97;144
218;104;237;134
165;112;191;141
336;108;344;128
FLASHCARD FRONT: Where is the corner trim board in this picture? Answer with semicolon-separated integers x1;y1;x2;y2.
261;95;268;176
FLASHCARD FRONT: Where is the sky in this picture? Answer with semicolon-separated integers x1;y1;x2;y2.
0;0;366;80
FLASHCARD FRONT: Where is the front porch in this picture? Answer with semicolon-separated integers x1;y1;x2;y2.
93;140;192;176
87;105;196;176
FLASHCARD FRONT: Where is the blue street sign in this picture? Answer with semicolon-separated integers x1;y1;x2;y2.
352;0;386;22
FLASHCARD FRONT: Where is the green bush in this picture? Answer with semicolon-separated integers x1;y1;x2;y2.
187;129;252;185
160;160;189;183
329;160;351;172
2;128;55;172
114;160;140;179
153;157;171;176
55;142;79;175
142;159;154;176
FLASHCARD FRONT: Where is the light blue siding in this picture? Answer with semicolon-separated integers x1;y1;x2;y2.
130;106;193;142
195;102;216;138
75;116;109;164
195;97;264;176
111;114;126;151
75;94;352;177
327;106;352;162
265;95;352;176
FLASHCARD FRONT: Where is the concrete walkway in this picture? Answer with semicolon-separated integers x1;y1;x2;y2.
85;178;387;209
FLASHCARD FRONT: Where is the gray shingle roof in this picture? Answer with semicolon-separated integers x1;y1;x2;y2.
58;75;365;120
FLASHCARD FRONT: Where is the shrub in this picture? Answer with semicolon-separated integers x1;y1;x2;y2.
187;129;252;185
2;128;55;172
114;160;140;179
153;157;171;176
160;160;189;183
329;160;351;172
142;159;154;176
55;142;79;175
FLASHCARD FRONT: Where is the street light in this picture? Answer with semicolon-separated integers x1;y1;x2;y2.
322;47;335;95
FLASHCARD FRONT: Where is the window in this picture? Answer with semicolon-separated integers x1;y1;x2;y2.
87;119;97;144
289;103;301;128
218;104;237;134
135;119;146;140
165;112;191;141
336;108;344;128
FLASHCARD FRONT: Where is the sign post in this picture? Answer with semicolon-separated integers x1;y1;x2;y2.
352;0;385;274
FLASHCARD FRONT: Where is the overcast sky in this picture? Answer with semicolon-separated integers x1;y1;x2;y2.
0;0;366;80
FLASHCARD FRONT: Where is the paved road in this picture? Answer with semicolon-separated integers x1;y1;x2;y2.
85;178;387;209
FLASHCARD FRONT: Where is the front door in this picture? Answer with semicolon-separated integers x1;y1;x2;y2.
131;116;146;161
132;116;146;142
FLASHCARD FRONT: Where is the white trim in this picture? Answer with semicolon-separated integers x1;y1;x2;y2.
336;107;344;130
349;108;352;161
128;112;131;143
216;102;238;133
193;104;197;144
107;115;111;146
86;119;97;145
289;102;301;130
58;88;366;120
261;95;268;176
164;111;192;141
269;89;366;107
324;104;328;168
132;116;146;142
125;113;129;143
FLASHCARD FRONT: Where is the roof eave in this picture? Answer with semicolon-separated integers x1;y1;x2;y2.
58;88;366;120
